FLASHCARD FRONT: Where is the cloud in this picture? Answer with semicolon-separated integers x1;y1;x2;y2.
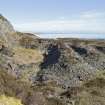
13;11;105;35
80;11;105;19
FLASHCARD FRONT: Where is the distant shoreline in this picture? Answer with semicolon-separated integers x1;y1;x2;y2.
34;33;105;39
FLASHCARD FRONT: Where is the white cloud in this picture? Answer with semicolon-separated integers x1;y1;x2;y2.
13;11;105;35
81;11;105;19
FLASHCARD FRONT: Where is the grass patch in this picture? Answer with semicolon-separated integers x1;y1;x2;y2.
0;69;31;96
69;70;105;105
84;78;105;88
0;95;23;105
47;97;65;105
19;67;39;83
0;69;35;105
13;47;43;65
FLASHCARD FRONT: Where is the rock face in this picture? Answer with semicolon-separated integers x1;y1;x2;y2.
0;14;15;47
0;15;14;34
36;39;105;88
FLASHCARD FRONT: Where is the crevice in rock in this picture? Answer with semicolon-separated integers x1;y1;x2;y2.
0;46;13;57
71;46;88;56
40;44;61;69
95;46;105;53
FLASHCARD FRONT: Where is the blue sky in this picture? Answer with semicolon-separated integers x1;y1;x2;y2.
0;0;105;38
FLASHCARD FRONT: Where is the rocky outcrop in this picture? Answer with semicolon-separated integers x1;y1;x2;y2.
0;14;15;47
37;39;105;87
36;42;95;87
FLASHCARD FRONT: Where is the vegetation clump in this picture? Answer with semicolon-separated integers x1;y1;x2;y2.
0;95;23;105
13;47;43;65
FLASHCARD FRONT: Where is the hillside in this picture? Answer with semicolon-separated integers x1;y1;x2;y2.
0;15;105;105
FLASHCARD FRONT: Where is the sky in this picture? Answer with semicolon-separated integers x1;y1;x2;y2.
0;0;105;38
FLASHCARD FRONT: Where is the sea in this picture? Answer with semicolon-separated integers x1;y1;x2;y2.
37;33;105;39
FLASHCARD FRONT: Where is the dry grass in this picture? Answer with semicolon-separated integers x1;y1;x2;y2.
19;67;40;83
0;95;23;105
0;69;66;105
74;70;105;105
13;47;43;65
59;70;105;105
0;37;9;47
